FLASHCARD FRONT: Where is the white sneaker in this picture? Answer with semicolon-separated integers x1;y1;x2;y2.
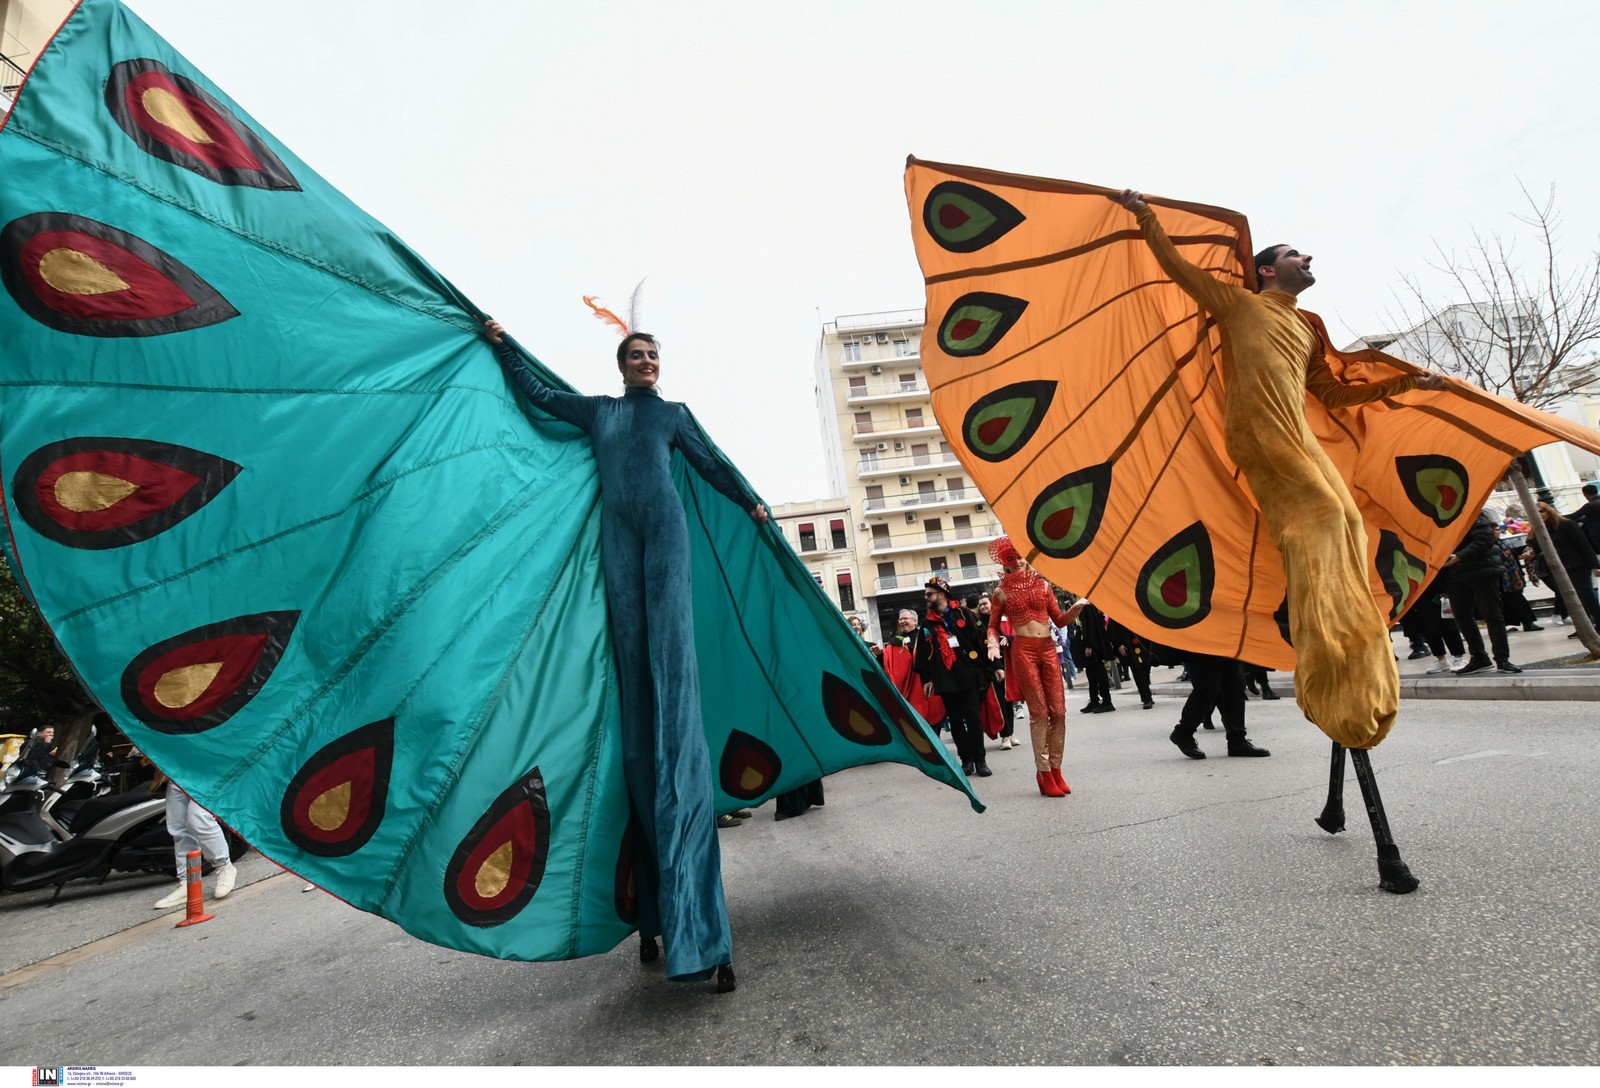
1000;737;1014;750
1449;656;1467;671
153;882;187;910
1425;659;1451;674
213;862;237;899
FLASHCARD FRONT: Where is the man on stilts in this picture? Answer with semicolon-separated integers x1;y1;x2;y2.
1115;189;1445;894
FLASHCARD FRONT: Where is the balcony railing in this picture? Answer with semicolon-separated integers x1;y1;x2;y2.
867;522;1002;555
852;416;938;440
856;451;961;477
862;487;982;512
845;378;929;402
1;52;26;99
828;308;925;333
874;565;985;593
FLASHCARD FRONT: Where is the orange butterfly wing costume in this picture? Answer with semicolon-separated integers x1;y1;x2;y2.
904;157;1600;748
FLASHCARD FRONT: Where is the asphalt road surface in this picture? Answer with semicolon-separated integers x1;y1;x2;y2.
2;695;1595;1066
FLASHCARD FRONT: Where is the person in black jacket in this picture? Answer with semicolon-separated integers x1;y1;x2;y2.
1566;483;1600;551
1105;617;1156;709
913;577;998;778
1442;509;1520;674
1537;501;1600;632
1074;602;1117;713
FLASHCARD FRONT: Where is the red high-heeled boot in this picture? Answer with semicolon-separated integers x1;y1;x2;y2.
1037;770;1065;797
1050;767;1072;795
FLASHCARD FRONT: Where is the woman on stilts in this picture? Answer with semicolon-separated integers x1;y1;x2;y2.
486;319;767;992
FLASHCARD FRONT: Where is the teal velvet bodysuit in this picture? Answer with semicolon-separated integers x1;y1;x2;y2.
497;344;755;981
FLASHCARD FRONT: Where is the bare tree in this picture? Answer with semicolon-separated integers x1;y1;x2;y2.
1384;184;1600;657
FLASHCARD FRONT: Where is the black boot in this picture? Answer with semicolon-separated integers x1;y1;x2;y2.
716;964;737;993
1227;738;1271;757
1169;727;1205;759
639;935;659;964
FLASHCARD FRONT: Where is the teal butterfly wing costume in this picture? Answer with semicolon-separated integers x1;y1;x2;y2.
0;0;980;970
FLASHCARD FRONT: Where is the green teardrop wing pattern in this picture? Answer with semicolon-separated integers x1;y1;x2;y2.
922;181;1025;253
1026;462;1112;560
936;291;1028;357
963;380;1058;462
1396;454;1469;528
1135;522;1214;629
1375;529;1428;620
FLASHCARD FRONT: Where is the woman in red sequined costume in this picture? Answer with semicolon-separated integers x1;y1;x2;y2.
986;537;1085;797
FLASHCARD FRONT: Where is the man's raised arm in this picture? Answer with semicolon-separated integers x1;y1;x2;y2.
1114;190;1244;319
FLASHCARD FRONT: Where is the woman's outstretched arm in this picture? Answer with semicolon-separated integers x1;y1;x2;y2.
674;406;768;523
484;320;600;433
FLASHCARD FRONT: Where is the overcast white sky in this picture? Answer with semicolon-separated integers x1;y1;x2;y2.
122;0;1600;504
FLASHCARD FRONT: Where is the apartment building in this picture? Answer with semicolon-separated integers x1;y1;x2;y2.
770;498;861;621
815;308;1002;641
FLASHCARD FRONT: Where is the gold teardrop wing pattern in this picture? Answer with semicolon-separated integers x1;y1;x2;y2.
904;157;1600;670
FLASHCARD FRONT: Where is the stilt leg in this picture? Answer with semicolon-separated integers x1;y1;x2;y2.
1313;741;1346;834
1348;748;1420;895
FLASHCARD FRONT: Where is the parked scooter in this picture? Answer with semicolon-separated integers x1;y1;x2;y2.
0;773;247;903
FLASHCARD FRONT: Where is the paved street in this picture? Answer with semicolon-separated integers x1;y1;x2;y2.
2;692;1596;1067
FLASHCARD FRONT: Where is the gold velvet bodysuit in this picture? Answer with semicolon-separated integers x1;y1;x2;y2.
1135;206;1418;747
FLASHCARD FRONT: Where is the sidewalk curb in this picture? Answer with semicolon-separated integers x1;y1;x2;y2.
1147;673;1600;703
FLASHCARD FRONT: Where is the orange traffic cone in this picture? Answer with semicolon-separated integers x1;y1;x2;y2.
175;849;214;928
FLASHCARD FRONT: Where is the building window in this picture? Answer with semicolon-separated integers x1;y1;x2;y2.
830;519;847;550
864;484;885;510
848;376;866;395
906;407;923;429
813;573;823;587
798;523;816;551
917;480;936;500
958;552;978;580
858;448;878;470
930;556;949;574
898;373;917;391
843;342;862;362
894;339;915;357
953;513;972;539
911;443;930;466
854;411;874;435
872;523;890;544
924;517;943;543
947;475;965;499
877;561;897;589
837;572;855;611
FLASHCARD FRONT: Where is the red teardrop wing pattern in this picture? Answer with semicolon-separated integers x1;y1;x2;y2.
12;437;242;549
104;59;300;190
1;212;238;337
280;719;394;856
443;768;550;928
120;611;299;734
718;729;783;801
861;670;941;764
820;672;892;747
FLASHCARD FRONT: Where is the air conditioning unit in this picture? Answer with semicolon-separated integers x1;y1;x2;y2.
975;503;986;511
893;441;905;450
858;521;869;530
899;476;911;486
876;442;889;451
876;332;890;343
905;513;918;523
869;365;881;375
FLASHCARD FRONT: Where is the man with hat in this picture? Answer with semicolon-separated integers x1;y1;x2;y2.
913;576;997;778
